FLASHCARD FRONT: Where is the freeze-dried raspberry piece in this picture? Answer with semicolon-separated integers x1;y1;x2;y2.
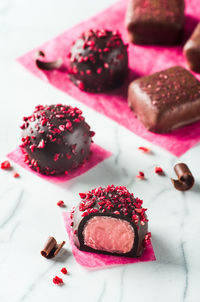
1;160;11;170
61;267;68;275
53;276;63;285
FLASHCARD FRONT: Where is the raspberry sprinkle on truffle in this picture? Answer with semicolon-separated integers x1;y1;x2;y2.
20;104;94;175
69;29;128;92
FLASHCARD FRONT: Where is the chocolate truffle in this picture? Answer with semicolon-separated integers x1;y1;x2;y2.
68;29;128;92
184;23;200;73
71;185;150;258
125;0;185;45
128;66;200;133
20;104;94;175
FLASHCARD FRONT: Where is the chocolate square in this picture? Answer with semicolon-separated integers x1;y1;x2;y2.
184;23;200;73
125;0;185;45
128;66;200;133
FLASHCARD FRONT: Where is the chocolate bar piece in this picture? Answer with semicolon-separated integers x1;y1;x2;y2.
184;23;200;73
128;66;200;133
71;185;150;258
125;0;185;45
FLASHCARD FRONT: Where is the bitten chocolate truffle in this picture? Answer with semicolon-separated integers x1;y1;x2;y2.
125;0;185;45
128;66;200;133
20;104;95;175
71;185;150;258
184;23;200;73
68;29;128;92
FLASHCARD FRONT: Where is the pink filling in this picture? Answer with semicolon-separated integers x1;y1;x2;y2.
83;216;135;254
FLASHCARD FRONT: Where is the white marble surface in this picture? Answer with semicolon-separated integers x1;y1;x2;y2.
0;0;200;301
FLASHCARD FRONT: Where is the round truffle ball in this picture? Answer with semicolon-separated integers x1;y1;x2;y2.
20;104;95;175
68;29;129;92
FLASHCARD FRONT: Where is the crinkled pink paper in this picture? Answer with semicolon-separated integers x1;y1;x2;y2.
18;0;200;156
63;212;155;268
7;144;111;183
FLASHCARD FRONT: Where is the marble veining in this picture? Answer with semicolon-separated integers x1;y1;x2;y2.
0;190;23;228
0;0;11;15
18;264;56;302
97;280;106;302
180;240;188;302
180;197;189;302
118;267;126;302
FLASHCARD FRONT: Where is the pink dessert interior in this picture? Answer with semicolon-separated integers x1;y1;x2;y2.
83;216;135;254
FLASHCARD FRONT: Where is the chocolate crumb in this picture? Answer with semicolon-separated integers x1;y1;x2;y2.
171;163;194;191
41;236;65;259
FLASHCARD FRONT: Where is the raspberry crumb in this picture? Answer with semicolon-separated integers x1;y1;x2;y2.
57;200;64;207
1;160;11;170
79;193;86;199
61;267;68;275
138;146;150;153
154;166;163;174
77;81;85;90
143;232;152;246
136;171;145;179
89;131;95;137
53;276;63;285
13;172;20;178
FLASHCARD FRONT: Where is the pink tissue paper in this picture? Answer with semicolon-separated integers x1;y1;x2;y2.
7;144;111;183
18;0;200;157
63;212;156;269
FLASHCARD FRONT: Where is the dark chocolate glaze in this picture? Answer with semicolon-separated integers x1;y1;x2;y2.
125;0;185;45
72;185;149;258
184;23;200;73
128;66;200;133
68;29;128;92
20;104;94;175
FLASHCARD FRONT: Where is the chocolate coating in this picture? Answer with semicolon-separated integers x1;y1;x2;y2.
184;23;200;73
128;66;200;133
68;29;128;92
71;185;150;258
125;0;185;45
20;104;94;175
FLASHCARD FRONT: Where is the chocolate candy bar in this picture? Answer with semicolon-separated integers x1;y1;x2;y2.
125;0;185;45
71;185;150;258
184;23;200;73
20;104;94;175
128;66;200;133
